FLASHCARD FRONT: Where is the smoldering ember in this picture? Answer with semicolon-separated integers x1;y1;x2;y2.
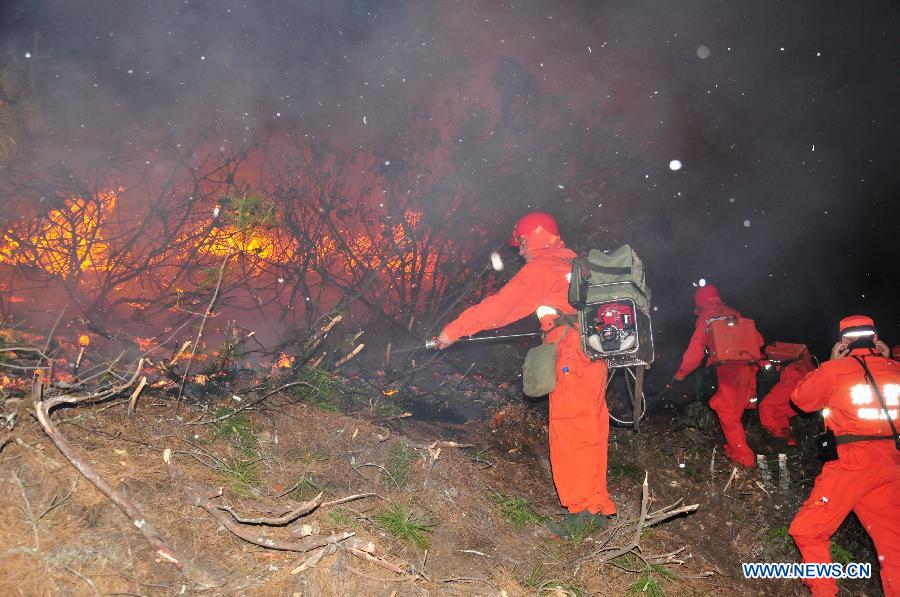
1;2;898;596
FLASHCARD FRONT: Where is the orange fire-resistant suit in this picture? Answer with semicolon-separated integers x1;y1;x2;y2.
758;356;815;443
674;285;763;467
442;228;615;515
788;346;900;597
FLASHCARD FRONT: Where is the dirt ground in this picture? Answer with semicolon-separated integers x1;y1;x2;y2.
0;369;886;596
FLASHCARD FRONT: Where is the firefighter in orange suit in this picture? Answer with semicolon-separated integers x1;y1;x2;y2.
433;212;616;519
673;284;763;467
758;346;816;444
789;315;900;597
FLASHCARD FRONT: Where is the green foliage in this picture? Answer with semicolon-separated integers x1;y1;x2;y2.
382;442;415;489
219;457;261;494
222;192;275;230
626;568;667;597
830;542;855;567
568;518;605;546
208;324;244;373
370;397;406;418
487;487;546;529
300;448;329;465
764;525;790;544
373;500;434;550
614;553;644;569
198;262;232;290
311;394;339;412
762;524;800;558
608;461;643;482
464;447;494;468
292;476;321;501
684;400;717;433
220;338;243;362
328;508;352;527
214;410;258;455
214;410;261;494
292;365;339;411
337;331;362;360
524;564;547;589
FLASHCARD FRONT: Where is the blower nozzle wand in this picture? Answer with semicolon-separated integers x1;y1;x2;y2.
424;331;541;350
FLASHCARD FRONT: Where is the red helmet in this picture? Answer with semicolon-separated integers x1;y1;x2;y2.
693;283;721;307
509;211;559;247
839;315;875;337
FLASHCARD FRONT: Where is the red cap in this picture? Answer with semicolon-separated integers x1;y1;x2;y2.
839;315;875;336
694;284;721;307
509;212;559;247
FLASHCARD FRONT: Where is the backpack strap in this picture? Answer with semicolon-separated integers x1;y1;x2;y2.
589;265;632;276
543;313;576;343
836;434;899;445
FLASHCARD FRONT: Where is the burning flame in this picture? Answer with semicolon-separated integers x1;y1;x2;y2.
134;337;157;352
0;189;121;278
347;210;438;276
1;177;450;355
0;374;27;392
1;186;436;286
202;224;295;263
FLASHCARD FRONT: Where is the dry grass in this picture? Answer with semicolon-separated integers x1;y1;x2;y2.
0;443;136;596
0;390;750;596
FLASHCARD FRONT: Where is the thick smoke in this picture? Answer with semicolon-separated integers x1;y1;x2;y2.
1;0;898;362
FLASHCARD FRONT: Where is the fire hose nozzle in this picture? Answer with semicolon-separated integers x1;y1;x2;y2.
424;339;438;350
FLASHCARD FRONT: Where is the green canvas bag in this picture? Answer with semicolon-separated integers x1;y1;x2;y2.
522;327;570;397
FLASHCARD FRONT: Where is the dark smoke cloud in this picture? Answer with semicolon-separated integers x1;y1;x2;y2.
2;0;898;363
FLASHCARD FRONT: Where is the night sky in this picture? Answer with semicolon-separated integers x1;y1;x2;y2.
1;1;898;365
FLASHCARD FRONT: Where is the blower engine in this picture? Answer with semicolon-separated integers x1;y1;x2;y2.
568;244;654;368
587;300;637;354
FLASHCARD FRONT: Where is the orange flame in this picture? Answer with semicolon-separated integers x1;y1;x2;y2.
0;189;121;278
134;337;157;352
1;182;443;322
0;375;27;391
202;224;294;262
78;334;90;347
